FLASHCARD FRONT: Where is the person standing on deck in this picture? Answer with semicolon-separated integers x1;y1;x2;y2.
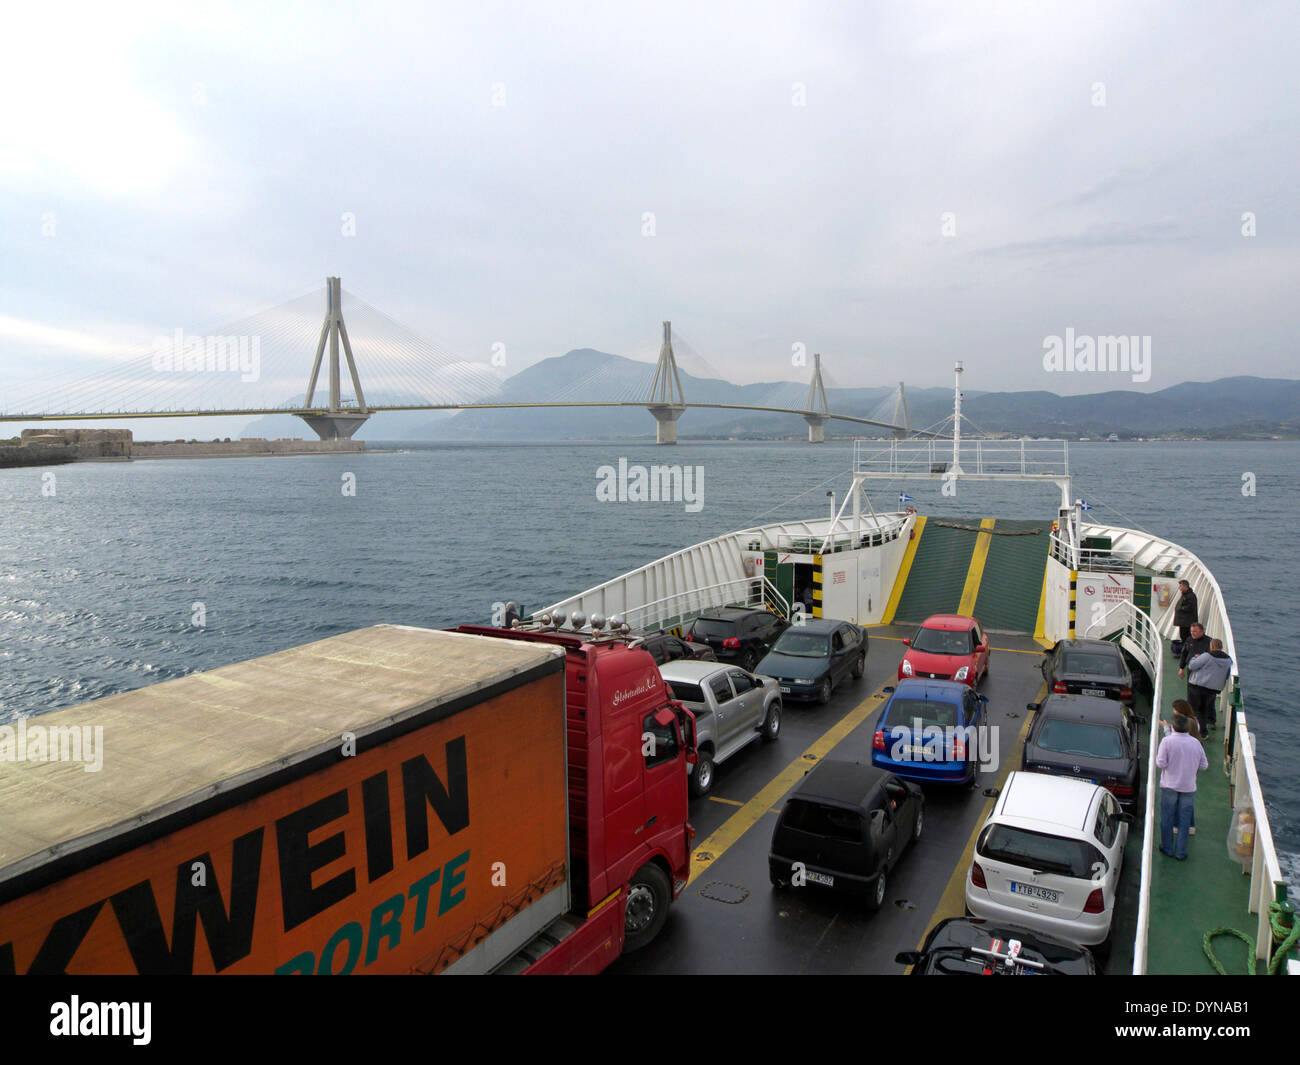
1186;639;1233;737
1156;713;1208;860
1173;580;1199;647
1178;622;1211;676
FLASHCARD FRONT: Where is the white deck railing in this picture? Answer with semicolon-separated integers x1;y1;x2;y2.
619;576;791;634
1081;598;1164;976
854;438;1069;477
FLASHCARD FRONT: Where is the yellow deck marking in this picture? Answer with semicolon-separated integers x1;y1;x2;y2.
1033;557;1051;643
956;518;996;616
882;516;925;624
916;681;1047;950
687;684;890;884
707;795;744;807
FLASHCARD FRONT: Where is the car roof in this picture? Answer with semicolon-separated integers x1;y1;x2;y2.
919;614;979;631
658;660;728;682
696;606;768;621
889;678;970;702
1037;694;1127;724
789;759;892;810
777;618;845;635
994;771;1100;832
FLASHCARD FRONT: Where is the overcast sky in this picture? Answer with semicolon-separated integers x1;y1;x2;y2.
2;1;1298;436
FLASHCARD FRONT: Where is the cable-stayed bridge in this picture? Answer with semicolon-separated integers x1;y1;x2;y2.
3;279;928;444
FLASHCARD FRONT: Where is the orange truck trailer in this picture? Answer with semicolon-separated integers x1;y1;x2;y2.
0;623;695;974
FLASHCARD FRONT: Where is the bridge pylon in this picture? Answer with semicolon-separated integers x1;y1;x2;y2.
802;352;830;443
646;321;686;444
892;382;911;439
300;277;370;440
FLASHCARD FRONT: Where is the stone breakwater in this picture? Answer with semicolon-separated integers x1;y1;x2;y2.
0;429;364;467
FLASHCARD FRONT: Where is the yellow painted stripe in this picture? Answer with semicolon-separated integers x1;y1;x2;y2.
707;795;744;807
956;518;996;615
687;683;890;884
916;679;1047;947
882;515;926;624
1033;557;1051;642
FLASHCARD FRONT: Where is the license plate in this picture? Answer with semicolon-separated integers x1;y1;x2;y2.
779;686;791;694
899;746;932;760
1082;687;1107;697
1010;882;1059;903
805;870;834;886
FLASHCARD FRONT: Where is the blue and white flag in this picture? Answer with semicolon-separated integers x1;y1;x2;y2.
899;493;914;505
1078;499;1093;511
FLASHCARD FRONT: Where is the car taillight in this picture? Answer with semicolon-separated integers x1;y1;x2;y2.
971;861;986;889
873;731;885;750
1084;888;1105;914
1053;681;1068;693
723;637;741;648
1119;687;1133;700
684;633;694;642
1109;783;1135;797
953;738;966;760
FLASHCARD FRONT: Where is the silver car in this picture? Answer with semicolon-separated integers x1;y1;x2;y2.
659;660;782;797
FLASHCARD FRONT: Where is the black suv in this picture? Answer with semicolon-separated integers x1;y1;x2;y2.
685;607;789;672
633;630;717;666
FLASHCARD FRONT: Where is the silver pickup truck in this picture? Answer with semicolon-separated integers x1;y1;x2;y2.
659;660;782;797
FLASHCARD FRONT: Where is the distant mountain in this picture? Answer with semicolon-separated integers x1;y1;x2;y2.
235;354;1300;441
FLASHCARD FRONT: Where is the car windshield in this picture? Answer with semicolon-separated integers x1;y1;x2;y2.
885;697;961;729
691;618;739;638
773;632;831;657
664;681;706;704
978;824;1101;879
780;800;863;843
911;627;973;655
1060;652;1124;677
1037;720;1124;759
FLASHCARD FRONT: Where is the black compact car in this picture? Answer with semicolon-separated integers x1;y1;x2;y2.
1022;694;1141;810
633;630;717;665
754;618;867;704
1040;638;1134;706
685;607;788;672
896;917;1098;975
769;761;923;911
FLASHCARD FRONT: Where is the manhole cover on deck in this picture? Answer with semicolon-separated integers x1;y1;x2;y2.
699;881;750;905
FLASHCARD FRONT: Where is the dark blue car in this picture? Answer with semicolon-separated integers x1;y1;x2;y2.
871;679;988;786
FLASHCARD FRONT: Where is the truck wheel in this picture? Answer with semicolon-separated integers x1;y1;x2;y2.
817;677;833;705
853;652;866;679
761;701;781;742
867;870;887;912
623;863;671;953
690;751;715;797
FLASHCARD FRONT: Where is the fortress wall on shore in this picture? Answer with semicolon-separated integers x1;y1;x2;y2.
133;438;365;459
2;429;364;467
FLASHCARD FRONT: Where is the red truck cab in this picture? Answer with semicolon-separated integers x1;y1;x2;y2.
451;625;695;972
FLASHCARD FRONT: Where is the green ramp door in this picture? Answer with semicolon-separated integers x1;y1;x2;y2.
971;519;1054;634
891;518;979;625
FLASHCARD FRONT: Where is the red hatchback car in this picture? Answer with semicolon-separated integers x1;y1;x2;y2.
898;614;990;687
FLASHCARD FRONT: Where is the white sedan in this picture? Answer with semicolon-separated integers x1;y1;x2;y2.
965;771;1131;950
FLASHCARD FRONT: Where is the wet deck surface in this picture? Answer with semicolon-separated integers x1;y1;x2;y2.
608;625;1150;975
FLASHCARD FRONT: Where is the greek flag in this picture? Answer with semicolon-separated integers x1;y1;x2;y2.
899;493;914;504
1078;499;1093;511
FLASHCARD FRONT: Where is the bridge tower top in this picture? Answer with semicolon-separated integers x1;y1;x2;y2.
804;352;829;415
300;277;370;440
648;321;686;408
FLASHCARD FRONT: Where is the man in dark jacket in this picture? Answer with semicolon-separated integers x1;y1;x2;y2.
1178;622;1211;673
1187;638;1233;735
1173;580;1199;643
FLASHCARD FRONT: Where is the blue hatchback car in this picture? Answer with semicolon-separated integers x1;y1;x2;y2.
871;679;988;786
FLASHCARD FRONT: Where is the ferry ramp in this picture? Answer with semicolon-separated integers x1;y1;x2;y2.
888;517;978;625
971;519;1054;634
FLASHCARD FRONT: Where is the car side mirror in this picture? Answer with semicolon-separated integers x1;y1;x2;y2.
883;685;896;694
1027;702;1040;713
902;638;911;647
895;951;922;966
979;694;989;704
